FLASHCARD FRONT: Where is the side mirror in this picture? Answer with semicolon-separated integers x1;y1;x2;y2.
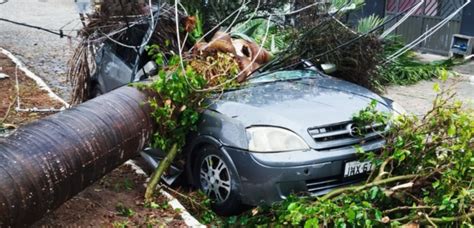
135;61;159;81
301;59;318;70
321;63;337;74
142;61;158;76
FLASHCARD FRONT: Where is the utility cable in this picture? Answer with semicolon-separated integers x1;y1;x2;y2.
252;7;411;76
98;0;163;50
253;0;356;74
384;0;472;63
199;0;249;51
188;0;251;53
0;18;72;38
380;0;424;38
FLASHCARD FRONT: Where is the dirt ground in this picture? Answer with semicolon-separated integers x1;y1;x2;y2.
385;75;474;115
0;53;63;126
33;164;186;227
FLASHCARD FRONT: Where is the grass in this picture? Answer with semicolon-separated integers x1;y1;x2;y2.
379;55;456;85
115;203;135;217
113;178;135;192
112;220;131;228
378;37;460;86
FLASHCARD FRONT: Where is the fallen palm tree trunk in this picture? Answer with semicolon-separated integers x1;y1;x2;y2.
0;86;154;226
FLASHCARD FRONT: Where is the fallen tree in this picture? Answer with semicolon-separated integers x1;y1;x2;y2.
0;86;154;226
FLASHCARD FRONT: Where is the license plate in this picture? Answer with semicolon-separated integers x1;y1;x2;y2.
344;160;374;178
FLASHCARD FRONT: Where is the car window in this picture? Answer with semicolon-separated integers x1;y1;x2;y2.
110;24;149;67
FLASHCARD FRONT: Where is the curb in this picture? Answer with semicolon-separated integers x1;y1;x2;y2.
124;160;205;227
0;47;70;108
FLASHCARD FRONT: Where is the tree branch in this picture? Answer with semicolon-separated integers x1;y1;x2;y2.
424;212;474;224
320;174;418;201
383;206;436;214
423;213;438;228
374;157;393;182
392;212;474;225
144;143;179;202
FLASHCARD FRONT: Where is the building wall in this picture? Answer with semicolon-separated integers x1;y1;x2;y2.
460;1;474;36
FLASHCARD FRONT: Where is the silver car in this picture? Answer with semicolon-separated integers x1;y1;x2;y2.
90;41;403;215
179;70;402;215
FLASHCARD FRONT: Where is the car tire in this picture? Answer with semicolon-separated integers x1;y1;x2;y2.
193;145;243;216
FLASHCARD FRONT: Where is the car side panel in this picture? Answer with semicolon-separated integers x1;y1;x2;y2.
195;110;249;149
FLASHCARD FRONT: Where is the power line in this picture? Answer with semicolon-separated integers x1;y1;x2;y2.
253;4;415;75
252;0;356;74
0;18;71;38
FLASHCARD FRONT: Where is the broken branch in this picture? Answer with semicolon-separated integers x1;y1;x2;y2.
320;174;418;201
145;143;179;202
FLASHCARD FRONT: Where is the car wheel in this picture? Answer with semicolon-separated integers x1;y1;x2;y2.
193;145;243;216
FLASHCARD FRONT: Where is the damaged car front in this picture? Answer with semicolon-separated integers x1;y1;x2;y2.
182;69;405;215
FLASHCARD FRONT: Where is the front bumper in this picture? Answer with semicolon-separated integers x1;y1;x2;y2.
223;139;384;206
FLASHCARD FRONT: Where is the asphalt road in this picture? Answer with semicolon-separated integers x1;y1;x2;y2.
0;0;80;101
385;57;474;116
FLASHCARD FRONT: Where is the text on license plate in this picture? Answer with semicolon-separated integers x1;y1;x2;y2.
344;161;374;177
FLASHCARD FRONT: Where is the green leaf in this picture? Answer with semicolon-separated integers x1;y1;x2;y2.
440;69;448;81
288;202;298;211
448;124;456;136
347;209;356;221
433;83;440;92
375;210;382;221
357;14;385;33
304;218;319;228
370;186;379;200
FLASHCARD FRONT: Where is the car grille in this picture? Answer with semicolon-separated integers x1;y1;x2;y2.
306;176;366;195
308;121;386;151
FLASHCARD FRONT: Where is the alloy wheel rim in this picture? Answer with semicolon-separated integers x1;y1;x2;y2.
199;154;231;203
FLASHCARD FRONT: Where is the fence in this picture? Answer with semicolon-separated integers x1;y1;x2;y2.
385;0;465;55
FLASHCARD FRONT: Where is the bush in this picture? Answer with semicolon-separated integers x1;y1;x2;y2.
379;37;457;85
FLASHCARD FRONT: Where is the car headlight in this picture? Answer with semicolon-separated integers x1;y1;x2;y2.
391;101;407;117
388;101;407;128
246;127;310;152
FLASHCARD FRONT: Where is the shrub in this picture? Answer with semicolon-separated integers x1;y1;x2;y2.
379;37;457;85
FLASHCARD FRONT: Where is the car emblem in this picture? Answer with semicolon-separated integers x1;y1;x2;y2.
346;123;362;138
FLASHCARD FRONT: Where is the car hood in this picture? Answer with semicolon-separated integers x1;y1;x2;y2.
208;76;391;130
